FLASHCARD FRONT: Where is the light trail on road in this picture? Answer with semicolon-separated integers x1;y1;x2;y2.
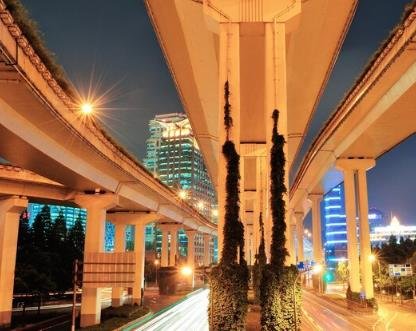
132;289;209;331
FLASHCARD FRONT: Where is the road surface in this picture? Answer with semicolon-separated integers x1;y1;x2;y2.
130;289;209;331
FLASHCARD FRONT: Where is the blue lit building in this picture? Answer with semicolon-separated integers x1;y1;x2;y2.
323;184;347;267
28;203;86;229
323;184;384;268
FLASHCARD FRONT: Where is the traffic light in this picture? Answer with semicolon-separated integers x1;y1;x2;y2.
323;270;334;283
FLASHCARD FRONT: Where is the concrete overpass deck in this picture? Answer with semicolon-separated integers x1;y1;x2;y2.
290;6;416;211
0;0;216;234
145;0;357;183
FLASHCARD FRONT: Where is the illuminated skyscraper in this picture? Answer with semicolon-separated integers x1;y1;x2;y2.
324;184;384;268
144;113;217;262
28;203;86;229
323;184;347;266
144;113;216;218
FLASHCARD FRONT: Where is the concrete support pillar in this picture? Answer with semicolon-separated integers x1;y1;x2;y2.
309;194;324;264
337;158;375;297
357;167;374;299
288;221;297;265
133;222;145;305
159;225;169;267
169;226;178;267
217;22;241;259
75;194;118;328
295;212;305;263
111;224;126;307
0;197;28;329
203;234;211;267
186;230;197;267
336;160;360;293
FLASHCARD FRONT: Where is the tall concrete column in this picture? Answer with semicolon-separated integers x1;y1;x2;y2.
169;226;178;267
309;194;324;264
109;213;154;306
216;22;241;259
203;234;211;266
111;224;126;307
337;158;375;297
75;194;118;327
186;230;197;267
133;222;145;305
159;225;169;267
336;160;361;293
357;166;375;299
288;221;297;265
295;212;305;263
0;197;28;329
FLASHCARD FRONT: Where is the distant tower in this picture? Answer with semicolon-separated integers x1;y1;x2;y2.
323;184;348;268
144;113;216;218
143;113;217;262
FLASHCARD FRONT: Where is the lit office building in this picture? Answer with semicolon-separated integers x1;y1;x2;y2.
144;113;216;217
371;216;416;246
323;184;347;266
323;184;383;267
28;203;86;229
143;113;217;263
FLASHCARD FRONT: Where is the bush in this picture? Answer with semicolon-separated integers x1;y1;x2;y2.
260;266;301;331
102;305;144;319
158;266;178;295
209;262;249;331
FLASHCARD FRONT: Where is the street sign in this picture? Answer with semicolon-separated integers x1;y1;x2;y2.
82;252;136;288
388;264;413;277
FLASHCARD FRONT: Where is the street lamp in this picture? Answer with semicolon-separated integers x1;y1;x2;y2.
181;265;194;289
154;259;159;287
80;102;93;115
197;201;204;211
178;190;188;200
312;263;323;293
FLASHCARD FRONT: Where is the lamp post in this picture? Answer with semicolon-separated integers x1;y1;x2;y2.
154;259;159;287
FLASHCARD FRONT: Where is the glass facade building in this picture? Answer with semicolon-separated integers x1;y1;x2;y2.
323;184;347;267
323;184;384;268
28;203;86;229
143;113;217;263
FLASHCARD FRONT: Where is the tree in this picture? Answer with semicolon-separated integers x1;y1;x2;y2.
67;213;85;261
336;261;349;289
31;205;52;250
253;213;267;302
209;81;249;330
260;110;300;330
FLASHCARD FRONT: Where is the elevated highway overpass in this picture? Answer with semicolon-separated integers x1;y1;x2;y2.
0;1;216;327
290;5;416;300
145;0;357;262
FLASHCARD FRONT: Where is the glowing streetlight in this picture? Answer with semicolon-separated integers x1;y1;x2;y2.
178;190;188;200
369;254;376;263
212;209;218;217
80;102;93;115
181;266;193;276
312;263;323;274
197;201;204;210
304;229;309;235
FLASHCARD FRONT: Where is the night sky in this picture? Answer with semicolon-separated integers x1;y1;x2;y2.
19;0;416;224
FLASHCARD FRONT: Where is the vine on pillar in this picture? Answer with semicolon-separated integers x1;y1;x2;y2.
209;81;248;331
253;212;267;303
260;110;301;330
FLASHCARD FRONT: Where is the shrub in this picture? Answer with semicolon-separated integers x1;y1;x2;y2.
253;213;267;303
209;262;249;331
261;266;301;331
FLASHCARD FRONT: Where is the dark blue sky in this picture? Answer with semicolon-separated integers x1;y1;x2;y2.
20;0;416;224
